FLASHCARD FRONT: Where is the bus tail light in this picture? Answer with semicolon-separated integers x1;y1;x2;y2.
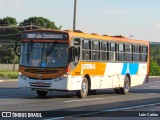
146;74;149;83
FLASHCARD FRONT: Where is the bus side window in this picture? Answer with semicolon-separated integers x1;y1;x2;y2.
146;46;148;62
92;40;100;61
125;44;132;61
82;39;91;60
141;46;147;62
133;45;140;62
109;42;115;61
101;41;107;61
118;43;125;61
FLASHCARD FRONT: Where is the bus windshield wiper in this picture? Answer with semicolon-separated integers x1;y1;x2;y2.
46;41;57;58
27;40;33;63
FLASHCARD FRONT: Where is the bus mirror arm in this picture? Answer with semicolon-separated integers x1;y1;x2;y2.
14;39;21;57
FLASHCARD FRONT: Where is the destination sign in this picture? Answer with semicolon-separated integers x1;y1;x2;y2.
22;31;69;40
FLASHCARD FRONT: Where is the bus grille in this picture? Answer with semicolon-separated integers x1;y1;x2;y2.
24;68;58;74
29;82;52;87
28;77;53;80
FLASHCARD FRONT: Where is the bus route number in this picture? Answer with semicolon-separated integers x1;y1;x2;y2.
28;34;36;38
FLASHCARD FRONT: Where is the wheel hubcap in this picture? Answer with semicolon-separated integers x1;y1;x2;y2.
82;82;87;93
125;81;129;91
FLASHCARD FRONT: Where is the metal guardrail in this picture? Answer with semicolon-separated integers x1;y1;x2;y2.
0;64;19;71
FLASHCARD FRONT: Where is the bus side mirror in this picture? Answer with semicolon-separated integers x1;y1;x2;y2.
71;46;80;62
71;46;75;61
14;39;21;57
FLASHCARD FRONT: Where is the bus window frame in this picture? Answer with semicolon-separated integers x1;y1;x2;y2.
71;37;149;64
125;44;132;62
100;41;110;61
91;40;100;61
118;43;125;61
109;42;116;61
141;45;148;62
82;39;91;61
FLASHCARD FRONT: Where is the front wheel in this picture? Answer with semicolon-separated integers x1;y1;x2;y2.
88;90;97;95
77;77;88;98
36;90;48;97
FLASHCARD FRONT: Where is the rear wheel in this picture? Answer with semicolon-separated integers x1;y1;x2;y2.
36;90;48;97
77;77;88;98
120;76;130;94
114;76;130;94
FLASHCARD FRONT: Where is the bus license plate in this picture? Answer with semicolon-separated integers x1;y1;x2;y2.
36;82;44;86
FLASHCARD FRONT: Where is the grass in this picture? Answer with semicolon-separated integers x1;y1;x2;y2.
0;70;18;79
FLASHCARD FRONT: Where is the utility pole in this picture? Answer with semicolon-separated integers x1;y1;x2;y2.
73;0;77;31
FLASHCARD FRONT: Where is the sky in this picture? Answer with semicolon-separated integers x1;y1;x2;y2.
0;0;160;42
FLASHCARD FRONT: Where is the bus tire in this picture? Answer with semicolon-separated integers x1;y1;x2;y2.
77;77;88;98
120;76;130;94
114;89;121;94
88;90;97;95
36;90;48;97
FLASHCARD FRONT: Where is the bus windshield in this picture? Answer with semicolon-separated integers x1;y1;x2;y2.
20;42;69;68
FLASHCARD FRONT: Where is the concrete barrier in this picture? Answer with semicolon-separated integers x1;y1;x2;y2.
0;64;19;71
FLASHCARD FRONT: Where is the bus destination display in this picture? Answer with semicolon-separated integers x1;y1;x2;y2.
22;32;69;40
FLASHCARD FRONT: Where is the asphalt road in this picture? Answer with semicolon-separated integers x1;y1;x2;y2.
0;77;160;119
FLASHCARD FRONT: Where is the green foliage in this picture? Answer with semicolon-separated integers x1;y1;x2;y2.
0;16;61;64
0;47;19;64
149;44;160;76
0;16;61;40
20;16;61;30
2;17;18;25
0;17;20;40
150;60;160;76
0;70;18;79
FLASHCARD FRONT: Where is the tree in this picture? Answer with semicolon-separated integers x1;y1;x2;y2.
150;60;160;76
149;44;160;76
0;17;20;67
0;16;20;40
20;17;61;30
0;16;62;65
2;17;17;25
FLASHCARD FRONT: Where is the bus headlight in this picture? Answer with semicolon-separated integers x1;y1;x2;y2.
63;73;68;78
53;73;68;81
19;73;27;80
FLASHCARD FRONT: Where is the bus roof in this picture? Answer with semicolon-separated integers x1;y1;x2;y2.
67;30;149;46
22;29;149;46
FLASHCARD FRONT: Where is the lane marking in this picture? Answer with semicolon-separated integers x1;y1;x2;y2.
147;93;158;94
64;98;104;103
45;102;160;120
149;86;160;88
0;79;18;82
104;103;160;111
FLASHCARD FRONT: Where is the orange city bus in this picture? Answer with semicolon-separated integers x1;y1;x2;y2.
15;29;149;98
